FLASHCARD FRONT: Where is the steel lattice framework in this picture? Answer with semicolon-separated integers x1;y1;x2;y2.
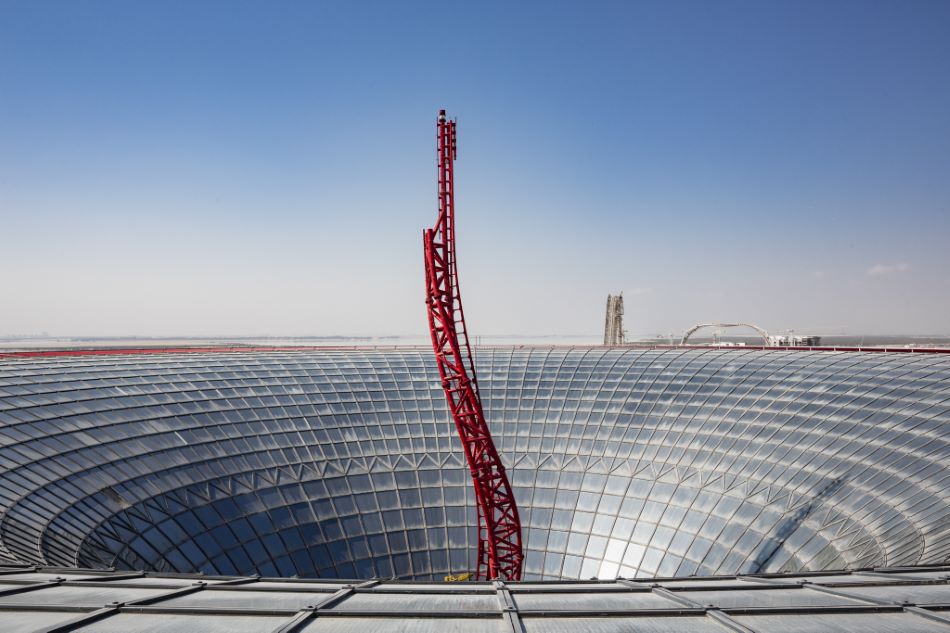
422;109;523;580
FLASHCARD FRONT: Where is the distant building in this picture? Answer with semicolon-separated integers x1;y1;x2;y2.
768;334;822;347
604;293;624;345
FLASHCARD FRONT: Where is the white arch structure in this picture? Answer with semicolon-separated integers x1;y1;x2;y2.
681;322;770;346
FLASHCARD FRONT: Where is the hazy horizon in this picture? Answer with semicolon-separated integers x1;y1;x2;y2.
4;332;950;346
3;1;949;338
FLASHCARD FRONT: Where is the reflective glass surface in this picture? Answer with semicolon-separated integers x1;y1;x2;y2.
0;348;947;582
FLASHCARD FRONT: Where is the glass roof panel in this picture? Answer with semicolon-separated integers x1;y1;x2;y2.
328;592;498;612
0;609;90;633
73;613;288;633
520;615;729;633
827;584;950;606
675;587;866;608
0;585;169;607
731;611;950;633
157;588;331;610
513;591;677;611
299;617;504;633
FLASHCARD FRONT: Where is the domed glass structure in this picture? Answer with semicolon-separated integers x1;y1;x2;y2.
1;347;947;584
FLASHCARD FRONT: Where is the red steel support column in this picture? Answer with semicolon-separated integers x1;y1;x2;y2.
423;110;523;581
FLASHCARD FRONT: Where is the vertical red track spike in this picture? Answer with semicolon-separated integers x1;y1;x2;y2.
423;109;524;581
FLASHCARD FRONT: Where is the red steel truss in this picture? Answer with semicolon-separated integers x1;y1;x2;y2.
422;110;524;581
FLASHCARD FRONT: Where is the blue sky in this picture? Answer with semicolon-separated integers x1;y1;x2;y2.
1;1;948;338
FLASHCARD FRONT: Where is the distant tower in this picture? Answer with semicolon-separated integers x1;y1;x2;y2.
604;293;625;346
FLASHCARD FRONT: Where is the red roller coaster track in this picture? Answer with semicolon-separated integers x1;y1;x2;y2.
422;110;523;581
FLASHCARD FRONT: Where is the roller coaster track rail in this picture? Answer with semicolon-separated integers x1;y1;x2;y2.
422;109;523;581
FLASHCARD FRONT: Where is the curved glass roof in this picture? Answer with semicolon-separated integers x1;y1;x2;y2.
0;347;947;583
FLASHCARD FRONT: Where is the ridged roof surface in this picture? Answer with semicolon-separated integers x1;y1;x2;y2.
0;564;947;632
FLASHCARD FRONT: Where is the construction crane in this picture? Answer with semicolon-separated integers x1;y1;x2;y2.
422;109;524;581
